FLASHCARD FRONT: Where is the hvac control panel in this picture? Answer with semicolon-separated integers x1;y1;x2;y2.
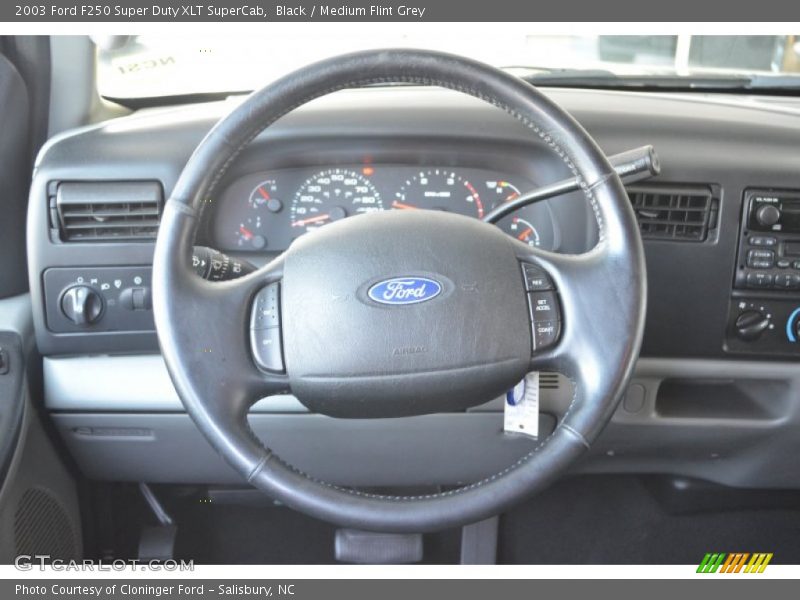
43;266;154;334
727;189;800;357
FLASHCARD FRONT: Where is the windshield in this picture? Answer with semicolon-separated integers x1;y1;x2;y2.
96;33;800;99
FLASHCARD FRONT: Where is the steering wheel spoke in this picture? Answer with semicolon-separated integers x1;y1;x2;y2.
156;236;289;412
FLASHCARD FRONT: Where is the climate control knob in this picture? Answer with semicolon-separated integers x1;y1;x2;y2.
756;204;781;227
734;309;770;341
61;285;103;326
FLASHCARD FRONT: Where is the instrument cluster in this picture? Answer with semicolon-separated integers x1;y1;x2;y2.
212;165;558;252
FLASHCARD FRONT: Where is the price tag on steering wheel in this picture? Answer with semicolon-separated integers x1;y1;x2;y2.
504;372;540;438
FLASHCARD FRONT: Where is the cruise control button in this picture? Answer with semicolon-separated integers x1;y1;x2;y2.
251;283;280;329
250;327;284;372
528;291;561;322
533;320;561;351
521;263;554;291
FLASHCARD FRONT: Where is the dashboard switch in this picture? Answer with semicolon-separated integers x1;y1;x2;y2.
734;309;770;341
60;285;103;326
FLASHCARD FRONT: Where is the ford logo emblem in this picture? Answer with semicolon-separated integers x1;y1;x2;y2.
368;277;442;306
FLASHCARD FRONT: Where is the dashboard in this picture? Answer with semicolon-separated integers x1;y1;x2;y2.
212;164;557;253
26;85;800;492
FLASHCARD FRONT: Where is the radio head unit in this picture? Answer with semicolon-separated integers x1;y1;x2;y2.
735;189;800;291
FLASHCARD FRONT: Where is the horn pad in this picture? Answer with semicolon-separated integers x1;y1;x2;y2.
281;210;532;418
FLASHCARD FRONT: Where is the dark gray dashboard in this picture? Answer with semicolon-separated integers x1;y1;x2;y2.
28;86;800;359
27;84;800;490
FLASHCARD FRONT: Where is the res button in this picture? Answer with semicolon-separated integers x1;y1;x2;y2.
521;263;555;292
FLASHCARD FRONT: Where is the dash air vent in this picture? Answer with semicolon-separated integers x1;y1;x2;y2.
627;185;718;242
51;181;163;242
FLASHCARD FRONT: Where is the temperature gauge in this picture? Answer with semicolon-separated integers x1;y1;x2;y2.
486;180;522;203
249;180;283;213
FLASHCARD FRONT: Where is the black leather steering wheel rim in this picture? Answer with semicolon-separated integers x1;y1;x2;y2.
153;49;646;533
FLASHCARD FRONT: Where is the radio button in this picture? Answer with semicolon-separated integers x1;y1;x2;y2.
793;261;800;270
756;204;781;227
746;272;774;288
747;248;774;269
749;236;777;247
774;274;800;290
748;259;773;269
748;249;774;260
777;259;791;269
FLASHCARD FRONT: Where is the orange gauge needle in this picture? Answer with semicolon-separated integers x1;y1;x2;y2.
239;225;254;239
506;192;520;202
517;228;533;241
257;186;271;200
391;201;419;210
292;213;331;227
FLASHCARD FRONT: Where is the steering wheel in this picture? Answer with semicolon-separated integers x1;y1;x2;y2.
153;49;646;533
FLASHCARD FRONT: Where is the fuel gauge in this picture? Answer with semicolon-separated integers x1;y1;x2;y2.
505;216;542;247
236;216;267;250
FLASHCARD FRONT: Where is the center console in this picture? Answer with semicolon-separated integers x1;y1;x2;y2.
726;189;800;357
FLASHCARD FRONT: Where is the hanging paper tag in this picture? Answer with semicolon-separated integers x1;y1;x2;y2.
504;372;539;438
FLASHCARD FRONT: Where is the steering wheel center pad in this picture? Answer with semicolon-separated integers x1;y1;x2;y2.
284;210;531;418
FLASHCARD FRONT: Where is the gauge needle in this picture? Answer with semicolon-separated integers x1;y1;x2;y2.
505;192;520;202
391;201;419;210
239;225;254;240
517;228;533;241
257;186;271;200
292;213;330;227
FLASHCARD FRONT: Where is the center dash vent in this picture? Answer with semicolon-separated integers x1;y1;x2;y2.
626;185;718;242
51;181;163;242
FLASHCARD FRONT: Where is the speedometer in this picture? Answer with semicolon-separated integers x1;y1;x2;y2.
290;168;383;234
392;169;485;218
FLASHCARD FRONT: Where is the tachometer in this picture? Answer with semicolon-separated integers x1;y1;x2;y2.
392;169;484;218
290;168;383;234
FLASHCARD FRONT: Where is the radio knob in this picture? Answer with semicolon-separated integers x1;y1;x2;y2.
756;204;781;227
61;285;103;326
734;309;770;341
